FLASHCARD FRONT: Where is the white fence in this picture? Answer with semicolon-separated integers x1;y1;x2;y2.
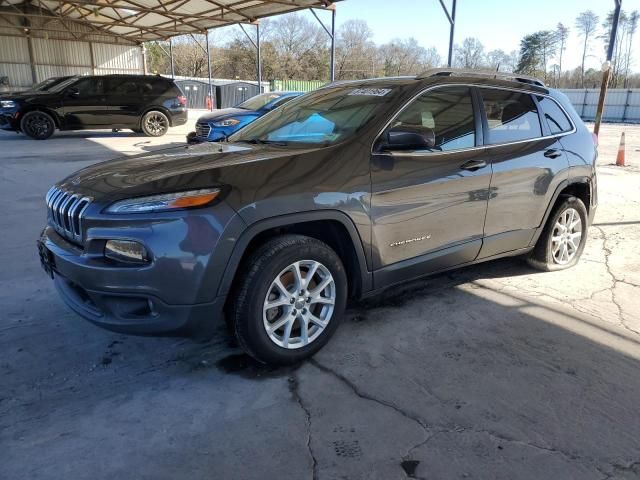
560;89;640;124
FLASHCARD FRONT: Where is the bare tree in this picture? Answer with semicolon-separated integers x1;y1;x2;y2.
379;38;440;76
575;10;599;88
335;19;376;79
556;23;570;86
453;37;485;69
624;11;639;87
486;49;510;72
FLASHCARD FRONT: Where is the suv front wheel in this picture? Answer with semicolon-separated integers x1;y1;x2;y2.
230;235;347;365
21;111;55;140
527;195;588;271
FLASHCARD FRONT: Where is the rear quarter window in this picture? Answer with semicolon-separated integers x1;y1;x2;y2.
479;88;542;145
536;96;573;134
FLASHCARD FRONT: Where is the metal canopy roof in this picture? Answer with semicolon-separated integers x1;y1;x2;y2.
0;0;337;43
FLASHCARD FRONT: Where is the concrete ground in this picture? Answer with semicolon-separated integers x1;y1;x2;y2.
1;117;640;480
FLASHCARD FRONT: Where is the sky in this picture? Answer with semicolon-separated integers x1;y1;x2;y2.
308;0;640;72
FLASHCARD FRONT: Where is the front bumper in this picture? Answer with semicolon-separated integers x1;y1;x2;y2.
0;110;19;131
38;226;224;334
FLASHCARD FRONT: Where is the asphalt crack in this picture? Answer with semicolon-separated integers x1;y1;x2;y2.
593;226;638;335
309;359;431;480
289;374;318;480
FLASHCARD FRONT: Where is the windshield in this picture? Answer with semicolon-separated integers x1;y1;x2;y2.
31;77;69;91
230;85;398;146
48;76;82;93
237;92;283;110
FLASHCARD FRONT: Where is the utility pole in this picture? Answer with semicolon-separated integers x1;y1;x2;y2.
594;0;622;137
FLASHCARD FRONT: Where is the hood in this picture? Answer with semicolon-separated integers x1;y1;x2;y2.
1;90;53;101
57;141;317;202
197;107;251;122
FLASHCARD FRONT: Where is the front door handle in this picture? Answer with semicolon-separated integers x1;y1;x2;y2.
460;159;487;171
544;149;563;159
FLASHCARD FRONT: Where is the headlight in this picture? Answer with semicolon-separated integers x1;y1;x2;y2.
213;118;241;127
1;100;16;108
105;188;221;214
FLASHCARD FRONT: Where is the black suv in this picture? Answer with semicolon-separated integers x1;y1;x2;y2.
37;70;597;364
1;74;187;139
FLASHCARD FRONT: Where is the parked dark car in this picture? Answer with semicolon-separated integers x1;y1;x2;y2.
0;74;187;139
38;70;597;364
189;91;302;143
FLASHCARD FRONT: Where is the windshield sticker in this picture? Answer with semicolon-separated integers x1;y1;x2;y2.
349;88;391;97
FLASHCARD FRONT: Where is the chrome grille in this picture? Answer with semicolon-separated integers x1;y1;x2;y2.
195;122;211;138
45;186;91;243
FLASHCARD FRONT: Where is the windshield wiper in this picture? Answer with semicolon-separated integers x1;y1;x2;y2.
243;139;289;146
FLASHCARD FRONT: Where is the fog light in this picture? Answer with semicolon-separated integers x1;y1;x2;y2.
104;240;148;263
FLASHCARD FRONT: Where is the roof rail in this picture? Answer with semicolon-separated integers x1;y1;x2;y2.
416;68;546;87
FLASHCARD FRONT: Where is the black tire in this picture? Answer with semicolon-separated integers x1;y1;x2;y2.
140;110;169;137
20;110;55;140
527;195;588;271
230;234;348;365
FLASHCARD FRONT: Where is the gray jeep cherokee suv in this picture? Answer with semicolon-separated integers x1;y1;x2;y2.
38;69;597;364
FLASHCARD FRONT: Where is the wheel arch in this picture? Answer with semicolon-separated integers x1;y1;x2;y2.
218;211;373;301
19;106;62;129
529;176;594;247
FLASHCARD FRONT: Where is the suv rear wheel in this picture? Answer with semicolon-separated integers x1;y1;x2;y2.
21;111;55;140
141;110;169;137
230;234;347;365
527;195;588;271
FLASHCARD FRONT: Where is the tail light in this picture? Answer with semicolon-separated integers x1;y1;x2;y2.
592;132;599;147
177;95;187;107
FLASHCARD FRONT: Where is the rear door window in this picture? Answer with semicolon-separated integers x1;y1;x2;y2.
536;96;573;134
106;77;139;95
479;88;542;145
392;86;476;151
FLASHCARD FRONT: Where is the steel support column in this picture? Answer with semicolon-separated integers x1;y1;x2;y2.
330;5;336;81
438;0;456;67
169;38;175;78
206;29;213;111
310;4;336;81
594;0;622;136
256;22;262;91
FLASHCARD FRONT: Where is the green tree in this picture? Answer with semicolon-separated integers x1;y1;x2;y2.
516;33;543;76
556;23;570;86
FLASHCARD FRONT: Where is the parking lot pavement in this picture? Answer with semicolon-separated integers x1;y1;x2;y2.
1;124;640;480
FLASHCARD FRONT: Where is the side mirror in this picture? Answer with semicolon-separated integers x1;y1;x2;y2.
381;125;436;151
66;87;80;98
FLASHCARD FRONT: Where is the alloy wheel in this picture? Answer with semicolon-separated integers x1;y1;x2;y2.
145;113;168;135
24;113;52;139
262;260;336;349
551;207;582;265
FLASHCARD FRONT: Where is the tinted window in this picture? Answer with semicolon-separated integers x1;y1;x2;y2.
537;96;573;134
73;77;102;96
106;77;139;95
480;89;541;144
392;86;476;151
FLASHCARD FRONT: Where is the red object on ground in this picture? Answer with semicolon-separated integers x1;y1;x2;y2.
616;132;625;166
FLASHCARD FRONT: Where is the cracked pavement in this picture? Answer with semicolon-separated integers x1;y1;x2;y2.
2;124;640;479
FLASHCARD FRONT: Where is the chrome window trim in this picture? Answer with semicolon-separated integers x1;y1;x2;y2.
371;83;577;157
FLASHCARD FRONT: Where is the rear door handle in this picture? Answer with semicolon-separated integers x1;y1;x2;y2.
460;159;487;171
544;149;563;159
